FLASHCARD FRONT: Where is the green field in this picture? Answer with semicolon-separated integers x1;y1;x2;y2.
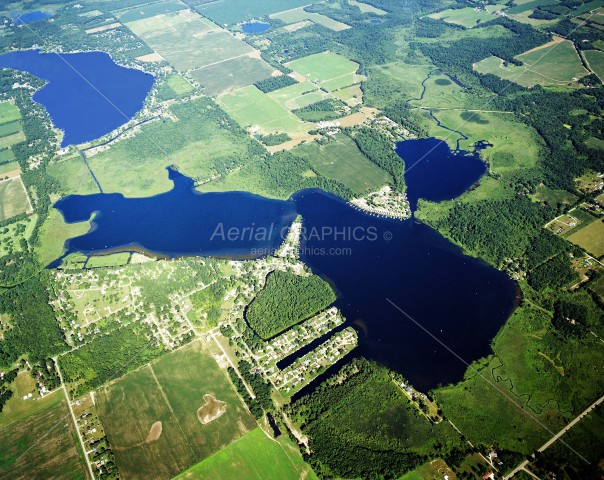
158;74;195;100
266;80;320;109
0;177;31;221
0;213;36;257
218;85;310;135
174;427;317;480
96;340;256;479
0;147;15;164
349;0;388;15
428;6;506;28
86;252;132;268
584;49;604;81
292;133;391;194
0;391;87;479
84;99;250;197
567;218;604;257
474;40;589;87
0;102;22;124
507;0;558;14
270;7;351;31
195;0;311;25
532;183;578;206
116;0;185;22
286;52;360;89
35;209;91;266
190;56;275;97
0;160;18;175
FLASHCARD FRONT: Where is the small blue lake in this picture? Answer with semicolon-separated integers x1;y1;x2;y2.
53;167;516;390
0;50;154;147
398;137;487;210
242;22;271;34
11;11;52;24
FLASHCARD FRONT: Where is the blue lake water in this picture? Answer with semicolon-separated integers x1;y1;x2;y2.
0;50;154;147
398;137;487;210
242;22;271;34
11;11;52;24
53;167;516;390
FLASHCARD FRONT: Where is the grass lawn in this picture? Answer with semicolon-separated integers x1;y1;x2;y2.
292;133;391;194
174;427;317;480
474;40;589;87
566;218;604;257
286;52;360;86
218;85;310;135
584;49;604;81
96;340;256;480
190;56;275;97
0;390;87;479
195;0;311;25
0;177;30;221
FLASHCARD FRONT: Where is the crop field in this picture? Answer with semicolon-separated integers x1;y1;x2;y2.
124;9;209;36
0;177;31;221
270;7;351;31
286;52;361;92
0;102;21;123
190;56;275;97
474;40;589;87
85;99;250;197
292;133;391;194
332;84;363;106
115;0;186;22
266;80;320;109
567;218;604;257
195;0;311;25
96;340;256;480
0;392;86;479
428;5;506;28
584;49;604;81
507;0;558;14
174;427;318;480
349;0;388;15
159;74;194;100
218;85;310;135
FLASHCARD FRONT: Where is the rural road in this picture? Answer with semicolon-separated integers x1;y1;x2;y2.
504;393;604;479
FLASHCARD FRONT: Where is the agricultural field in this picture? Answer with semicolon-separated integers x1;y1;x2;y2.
332;84;364;106
218;85;310;135
292;133;391;194
270;7;351;31
474;39;589;87
174;427;317;480
0;392;87;479
349;0;387;15
190;56;275;97
82;98;250;197
95;340;256;480
0;101;24;158
584;49;604;81
195;0;311;25
428;5;506;28
532;183;578;206
566;218;604;257
158;73;195;100
114;0;186;23
266;80;320;109
285;51;362;91
0;177;31;221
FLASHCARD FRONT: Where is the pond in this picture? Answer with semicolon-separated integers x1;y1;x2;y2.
53;167;516;390
242;22;271;34
0;50;154;147
11;11;52;24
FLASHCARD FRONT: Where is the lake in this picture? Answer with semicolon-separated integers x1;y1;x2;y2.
0;50;154;147
54;167;516;390
242;22;271;34
11;11;52;24
398;137;487;210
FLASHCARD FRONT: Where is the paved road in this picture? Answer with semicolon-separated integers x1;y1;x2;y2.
504;393;604;479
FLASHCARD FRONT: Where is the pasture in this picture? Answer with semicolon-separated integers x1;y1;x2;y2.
292;133;391;194
174;427;317;480
266;80;320;109
532;184;578;206
349;0;387;15
0;392;86;479
584;49;604;81
474;40;589;87
159;74;194;100
218;85;310;135
428;5;505;28
270;7;351;31
0;177;31;221
286;52;361;91
567;218;604;257
190;56;275;97
96;340;256;480
195;0;311;25
332;84;364;106
0;102;21;124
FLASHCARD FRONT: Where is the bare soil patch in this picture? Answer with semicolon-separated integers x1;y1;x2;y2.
145;421;163;443
197;394;226;425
